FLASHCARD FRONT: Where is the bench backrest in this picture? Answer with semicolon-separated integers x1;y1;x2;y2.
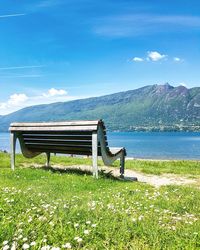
9;120;108;156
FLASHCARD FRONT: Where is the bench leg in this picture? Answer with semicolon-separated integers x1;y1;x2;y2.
92;132;98;178
120;151;125;177
10;133;16;170
46;152;51;167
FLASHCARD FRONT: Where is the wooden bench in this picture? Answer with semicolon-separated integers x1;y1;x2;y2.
9;120;126;178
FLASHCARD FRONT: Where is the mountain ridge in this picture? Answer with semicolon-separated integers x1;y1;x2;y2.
0;83;200;132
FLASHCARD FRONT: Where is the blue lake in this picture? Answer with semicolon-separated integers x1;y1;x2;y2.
0;132;200;160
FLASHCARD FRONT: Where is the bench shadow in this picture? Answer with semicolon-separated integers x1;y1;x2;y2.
35;165;136;182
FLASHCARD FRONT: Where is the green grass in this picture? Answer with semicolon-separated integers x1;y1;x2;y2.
1;152;200;176
0;152;100;170
123;160;200;176
0;152;200;249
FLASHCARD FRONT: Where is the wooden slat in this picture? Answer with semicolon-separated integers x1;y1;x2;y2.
24;139;92;143
28;148;103;156
21;131;93;135
10;120;100;127
20;130;106;135
25;141;93;147
26;142;92;147
19;129;106;135
23;139;108;146
26;144;92;152
22;134;92;140
21;131;106;137
26;144;101;152
10;125;98;132
28;148;95;156
25;142;103;148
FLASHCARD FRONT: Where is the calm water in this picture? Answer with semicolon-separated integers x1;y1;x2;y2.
0;132;200;160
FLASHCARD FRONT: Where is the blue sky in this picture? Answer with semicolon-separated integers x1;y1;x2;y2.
0;0;200;114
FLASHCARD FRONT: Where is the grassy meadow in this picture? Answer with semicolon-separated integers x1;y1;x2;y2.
0;152;200;249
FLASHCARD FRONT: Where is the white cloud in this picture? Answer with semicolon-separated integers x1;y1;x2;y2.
173;57;184;62
0;65;45;70
8;94;28;106
94;14;200;38
0;94;28;113
2;74;43;78
27;0;64;11
147;51;167;61
132;57;144;62
0;65;45;79
174;57;181;62
43;88;67;97
0;13;26;18
0;88;83;115
131;51;183;63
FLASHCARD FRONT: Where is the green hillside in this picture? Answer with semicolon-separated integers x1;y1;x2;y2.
0;83;200;131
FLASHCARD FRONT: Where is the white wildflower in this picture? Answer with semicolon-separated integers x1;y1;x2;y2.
41;246;50;250
30;242;36;246
77;238;82;243
11;241;17;250
62;243;72;249
22;243;30;249
49;221;54;226
17;235;23;240
3;245;9;250
84;230;90;235
3;241;9;245
28;217;32;223
138;215;144;221
91;224;97;227
86;221;91;224
38;216;47;221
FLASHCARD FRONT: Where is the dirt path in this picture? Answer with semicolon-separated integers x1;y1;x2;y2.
118;168;196;187
40;164;198;188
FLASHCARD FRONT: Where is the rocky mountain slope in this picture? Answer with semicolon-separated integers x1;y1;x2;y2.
0;83;200;131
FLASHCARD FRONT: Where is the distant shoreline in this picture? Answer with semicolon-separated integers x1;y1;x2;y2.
1;128;200;133
112;126;200;132
0;150;199;162
125;157;200;162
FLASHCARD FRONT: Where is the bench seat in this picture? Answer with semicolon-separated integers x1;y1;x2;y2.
9;120;126;178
